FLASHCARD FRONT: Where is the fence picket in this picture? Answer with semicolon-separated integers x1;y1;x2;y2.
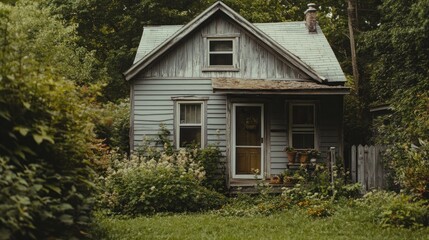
368;146;376;190
351;145;357;182
352;144;387;191
357;145;365;190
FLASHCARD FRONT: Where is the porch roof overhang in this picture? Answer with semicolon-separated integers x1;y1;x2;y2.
212;78;350;95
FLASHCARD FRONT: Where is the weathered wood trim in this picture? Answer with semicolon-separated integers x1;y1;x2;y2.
212;90;350;95
202;33;241;38
202;67;240;72
339;96;344;159
265;102;271;178
225;97;231;188
171;96;210;101
130;83;135;152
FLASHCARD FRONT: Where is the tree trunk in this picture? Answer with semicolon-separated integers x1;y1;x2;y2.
348;0;359;95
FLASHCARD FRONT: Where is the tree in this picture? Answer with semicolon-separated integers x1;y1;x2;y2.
363;0;429;198
0;1;100;238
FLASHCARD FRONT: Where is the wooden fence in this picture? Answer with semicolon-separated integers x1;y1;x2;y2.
351;145;387;191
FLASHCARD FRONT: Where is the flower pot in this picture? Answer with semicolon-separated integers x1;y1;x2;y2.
284;176;299;185
287;151;297;163
270;175;281;184
299;152;309;163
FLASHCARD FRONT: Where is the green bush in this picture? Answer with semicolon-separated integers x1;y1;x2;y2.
136;125;227;193
0;2;98;239
192;145;227;193
94;99;130;154
358;191;429;228
99;149;226;215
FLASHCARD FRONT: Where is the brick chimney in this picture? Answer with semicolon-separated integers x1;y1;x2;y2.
304;3;317;33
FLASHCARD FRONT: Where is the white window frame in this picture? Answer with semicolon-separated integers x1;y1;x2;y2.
175;101;205;149
288;103;317;150
202;34;240;71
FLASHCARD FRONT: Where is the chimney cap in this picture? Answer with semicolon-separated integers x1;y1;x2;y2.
304;3;317;14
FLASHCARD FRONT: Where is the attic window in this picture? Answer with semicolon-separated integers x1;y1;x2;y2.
202;35;239;72
209;40;233;66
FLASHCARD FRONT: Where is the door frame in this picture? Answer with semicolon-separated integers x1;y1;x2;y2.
231;103;264;179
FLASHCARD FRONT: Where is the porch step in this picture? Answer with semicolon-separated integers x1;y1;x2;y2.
228;182;293;195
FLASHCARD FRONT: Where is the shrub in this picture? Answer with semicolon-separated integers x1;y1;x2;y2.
0;2;98;239
357;190;429;228
192;145;227;193
94;99;130;154
136;125;227;193
99;149;226;215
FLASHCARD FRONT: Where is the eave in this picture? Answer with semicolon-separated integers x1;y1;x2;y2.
212;78;350;95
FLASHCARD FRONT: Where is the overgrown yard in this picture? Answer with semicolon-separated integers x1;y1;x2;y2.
95;206;429;240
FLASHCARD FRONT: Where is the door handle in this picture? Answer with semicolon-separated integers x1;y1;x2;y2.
261;138;263;143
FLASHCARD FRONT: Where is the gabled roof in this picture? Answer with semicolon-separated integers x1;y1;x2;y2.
124;1;339;82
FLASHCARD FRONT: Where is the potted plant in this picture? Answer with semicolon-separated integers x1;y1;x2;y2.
283;169;295;184
283;169;302;185
284;146;297;163
298;150;310;163
270;175;282;184
308;149;321;163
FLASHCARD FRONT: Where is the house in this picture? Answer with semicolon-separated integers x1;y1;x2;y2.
124;1;349;185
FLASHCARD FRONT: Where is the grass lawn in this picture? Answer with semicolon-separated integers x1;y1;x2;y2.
95;207;429;240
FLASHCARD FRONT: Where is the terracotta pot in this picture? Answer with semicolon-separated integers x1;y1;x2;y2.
287;151;297;163
299;152;309;163
270;175;281;184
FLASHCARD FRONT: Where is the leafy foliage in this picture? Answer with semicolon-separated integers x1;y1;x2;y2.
99;149;226;215
0;1;99;239
94;99;130;154
357;191;429;228
363;0;429;198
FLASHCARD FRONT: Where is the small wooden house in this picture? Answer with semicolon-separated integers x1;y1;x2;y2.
125;2;349;185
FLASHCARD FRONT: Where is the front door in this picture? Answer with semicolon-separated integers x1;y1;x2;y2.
232;103;264;179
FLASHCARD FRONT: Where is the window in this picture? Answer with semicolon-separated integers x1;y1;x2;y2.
202;35;239;71
209;39;233;66
176;102;204;148
289;104;316;149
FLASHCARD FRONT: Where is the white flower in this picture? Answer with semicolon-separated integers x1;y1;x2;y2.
150;186;156;191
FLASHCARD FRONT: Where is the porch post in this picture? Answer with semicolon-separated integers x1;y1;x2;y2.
330;147;336;194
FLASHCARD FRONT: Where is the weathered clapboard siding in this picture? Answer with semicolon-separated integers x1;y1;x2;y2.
132;78;227;150
265;96;343;175
142;15;307;80
318;96;342;156
269;99;288;175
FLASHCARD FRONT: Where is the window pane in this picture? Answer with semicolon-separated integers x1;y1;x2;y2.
180;104;201;124
292;133;314;149
210;41;233;51
235;106;261;146
180;127;201;147
293;105;314;125
210;54;233;65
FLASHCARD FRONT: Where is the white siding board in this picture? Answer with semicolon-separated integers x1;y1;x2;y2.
132;76;227;152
